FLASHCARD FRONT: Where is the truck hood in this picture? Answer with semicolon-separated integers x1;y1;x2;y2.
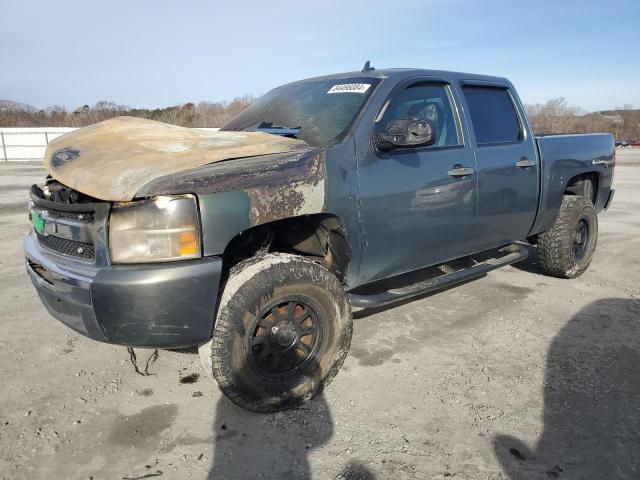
43;116;307;201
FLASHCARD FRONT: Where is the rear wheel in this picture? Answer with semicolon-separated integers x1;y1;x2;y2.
199;253;352;412
538;195;598;278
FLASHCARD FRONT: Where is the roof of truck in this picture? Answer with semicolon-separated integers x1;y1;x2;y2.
284;68;510;87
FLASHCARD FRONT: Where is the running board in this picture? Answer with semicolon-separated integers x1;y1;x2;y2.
348;244;529;309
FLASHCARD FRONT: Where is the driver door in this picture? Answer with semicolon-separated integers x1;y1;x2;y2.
356;79;478;283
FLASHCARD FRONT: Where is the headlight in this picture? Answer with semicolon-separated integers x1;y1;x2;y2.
109;195;201;264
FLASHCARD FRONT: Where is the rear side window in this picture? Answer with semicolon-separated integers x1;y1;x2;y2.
462;86;521;145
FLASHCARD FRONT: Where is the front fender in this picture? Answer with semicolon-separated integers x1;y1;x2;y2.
137;150;327;256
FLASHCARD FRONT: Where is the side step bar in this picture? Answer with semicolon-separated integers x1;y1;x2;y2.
348;244;529;309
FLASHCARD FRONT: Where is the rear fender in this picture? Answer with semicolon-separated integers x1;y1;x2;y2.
530;134;614;235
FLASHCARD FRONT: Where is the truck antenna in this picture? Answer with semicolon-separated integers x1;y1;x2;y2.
362;60;375;72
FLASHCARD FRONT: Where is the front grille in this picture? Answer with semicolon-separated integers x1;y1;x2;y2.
48;210;94;222
30;183;110;266
37;234;95;260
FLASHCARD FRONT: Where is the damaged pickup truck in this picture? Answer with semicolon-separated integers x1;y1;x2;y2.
24;67;615;412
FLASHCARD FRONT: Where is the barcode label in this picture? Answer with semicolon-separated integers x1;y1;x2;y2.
327;83;371;94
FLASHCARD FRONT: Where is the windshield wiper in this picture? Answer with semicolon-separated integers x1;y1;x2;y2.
255;122;301;139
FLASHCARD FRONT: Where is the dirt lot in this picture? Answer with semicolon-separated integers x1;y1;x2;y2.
1;150;639;480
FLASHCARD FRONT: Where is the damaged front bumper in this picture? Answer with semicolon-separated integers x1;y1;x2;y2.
24;232;222;348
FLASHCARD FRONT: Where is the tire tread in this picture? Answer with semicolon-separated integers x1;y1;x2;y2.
202;253;352;413
538;195;597;278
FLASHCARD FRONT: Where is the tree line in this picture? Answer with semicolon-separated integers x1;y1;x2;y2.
525;98;639;140
0;96;254;129
1;96;639;140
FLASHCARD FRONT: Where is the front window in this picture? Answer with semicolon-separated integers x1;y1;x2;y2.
222;77;380;148
378;82;463;148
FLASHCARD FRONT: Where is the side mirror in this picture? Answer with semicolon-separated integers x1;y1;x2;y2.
374;117;437;151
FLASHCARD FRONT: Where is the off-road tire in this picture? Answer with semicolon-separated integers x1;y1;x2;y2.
538;195;598;278
199;253;352;413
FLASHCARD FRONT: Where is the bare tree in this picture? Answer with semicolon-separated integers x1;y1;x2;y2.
1;95;638;140
525;98;640;140
0;95;255;128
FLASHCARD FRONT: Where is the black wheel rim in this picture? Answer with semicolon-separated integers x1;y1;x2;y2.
246;296;324;378
572;218;590;260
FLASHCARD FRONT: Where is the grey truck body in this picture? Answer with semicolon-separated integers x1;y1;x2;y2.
24;68;615;347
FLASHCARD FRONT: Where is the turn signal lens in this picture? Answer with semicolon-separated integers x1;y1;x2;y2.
178;230;199;256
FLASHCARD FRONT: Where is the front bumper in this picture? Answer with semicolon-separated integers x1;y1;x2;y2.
25;232;222;348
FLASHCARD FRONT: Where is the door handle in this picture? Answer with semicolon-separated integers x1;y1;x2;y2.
447;167;474;178
515;158;536;168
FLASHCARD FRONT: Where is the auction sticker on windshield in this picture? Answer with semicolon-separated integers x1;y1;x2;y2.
327;83;371;94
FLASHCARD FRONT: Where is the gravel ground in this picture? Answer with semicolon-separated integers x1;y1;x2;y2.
1;150;638;480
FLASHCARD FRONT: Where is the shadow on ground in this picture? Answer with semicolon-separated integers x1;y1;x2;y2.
494;298;640;479
203;354;374;479
208;394;375;480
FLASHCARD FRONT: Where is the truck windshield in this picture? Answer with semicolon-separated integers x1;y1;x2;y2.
222;77;381;148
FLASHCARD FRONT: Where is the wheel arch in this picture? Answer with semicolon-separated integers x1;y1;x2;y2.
221;213;352;284
564;171;599;205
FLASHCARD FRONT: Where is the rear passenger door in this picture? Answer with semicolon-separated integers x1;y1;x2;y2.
460;84;538;250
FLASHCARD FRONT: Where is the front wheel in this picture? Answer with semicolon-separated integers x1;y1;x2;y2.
537;195;598;278
199;253;352;413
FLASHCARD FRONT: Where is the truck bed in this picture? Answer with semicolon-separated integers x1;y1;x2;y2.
530;133;615;236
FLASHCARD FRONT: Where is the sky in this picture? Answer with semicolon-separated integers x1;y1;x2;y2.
1;0;638;112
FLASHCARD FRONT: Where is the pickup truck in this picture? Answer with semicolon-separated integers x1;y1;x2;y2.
24;67;615;412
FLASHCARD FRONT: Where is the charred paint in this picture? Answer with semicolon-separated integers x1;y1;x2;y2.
245;151;325;225
43;116;305;201
194;151;328;256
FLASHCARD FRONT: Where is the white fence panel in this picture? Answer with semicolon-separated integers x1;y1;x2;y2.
0;126;220;162
0;128;77;162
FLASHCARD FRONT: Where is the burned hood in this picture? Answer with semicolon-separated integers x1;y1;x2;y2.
43;116;307;201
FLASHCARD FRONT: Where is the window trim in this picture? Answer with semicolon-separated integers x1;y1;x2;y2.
372;77;466;154
460;84;526;148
